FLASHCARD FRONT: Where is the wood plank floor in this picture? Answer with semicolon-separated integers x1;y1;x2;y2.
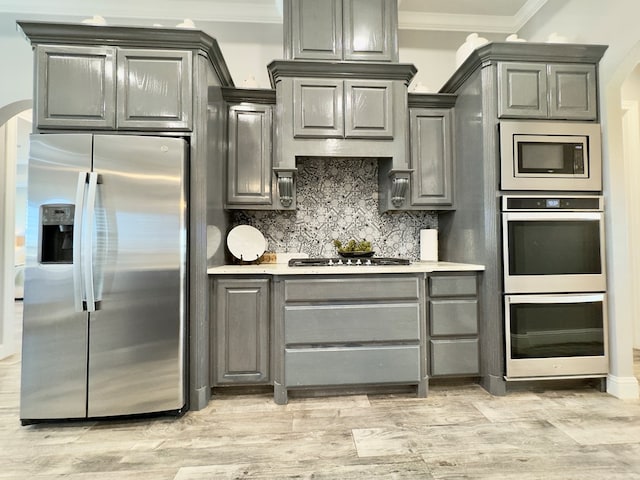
2;302;640;479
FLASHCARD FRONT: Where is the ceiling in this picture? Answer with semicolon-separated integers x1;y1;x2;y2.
0;0;547;33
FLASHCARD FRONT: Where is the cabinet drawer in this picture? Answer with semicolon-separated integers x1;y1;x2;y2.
284;303;420;344
285;345;420;387
429;275;477;297
284;277;419;302
429;299;478;336
429;339;479;376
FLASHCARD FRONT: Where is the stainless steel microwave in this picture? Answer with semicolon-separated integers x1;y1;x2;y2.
500;121;602;191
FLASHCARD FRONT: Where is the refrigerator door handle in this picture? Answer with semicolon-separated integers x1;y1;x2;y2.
73;172;88;312
84;172;99;313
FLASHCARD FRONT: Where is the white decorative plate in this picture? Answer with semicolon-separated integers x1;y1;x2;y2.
227;225;267;261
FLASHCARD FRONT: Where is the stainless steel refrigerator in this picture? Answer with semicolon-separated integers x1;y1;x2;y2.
20;134;187;423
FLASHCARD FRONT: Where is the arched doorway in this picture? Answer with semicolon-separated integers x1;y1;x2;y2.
0;99;32;360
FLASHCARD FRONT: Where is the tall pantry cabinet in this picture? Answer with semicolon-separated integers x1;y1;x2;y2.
438;42;607;395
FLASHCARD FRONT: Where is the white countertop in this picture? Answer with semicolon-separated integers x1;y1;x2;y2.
207;261;484;275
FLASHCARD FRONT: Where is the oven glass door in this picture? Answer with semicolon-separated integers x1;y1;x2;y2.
502;211;606;293
505;293;608;378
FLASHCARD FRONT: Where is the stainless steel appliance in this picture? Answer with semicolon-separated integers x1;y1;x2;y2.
499;120;602;191
502;195;605;293
501;195;608;379
288;257;411;267
505;293;608;378
21;134;187;423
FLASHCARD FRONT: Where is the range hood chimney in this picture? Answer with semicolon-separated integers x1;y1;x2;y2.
269;0;417;212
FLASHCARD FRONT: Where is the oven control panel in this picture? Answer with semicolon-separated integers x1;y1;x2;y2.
502;195;603;212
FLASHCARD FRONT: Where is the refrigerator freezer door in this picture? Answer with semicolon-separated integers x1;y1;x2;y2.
87;135;186;417
21;134;93;420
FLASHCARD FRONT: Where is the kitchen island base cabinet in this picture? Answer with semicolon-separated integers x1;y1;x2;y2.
274;275;426;404
427;274;480;378
212;278;270;386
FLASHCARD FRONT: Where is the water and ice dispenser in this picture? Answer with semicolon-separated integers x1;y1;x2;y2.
40;204;74;264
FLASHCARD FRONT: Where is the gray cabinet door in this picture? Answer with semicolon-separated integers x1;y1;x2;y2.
344;80;393;139
293;78;344;138
227;104;272;206
213;279;270;385
343;0;397;62
35;45;116;129
498;62;548;118
290;0;342;60
548;64;597;120
409;108;453;207
116;48;192;130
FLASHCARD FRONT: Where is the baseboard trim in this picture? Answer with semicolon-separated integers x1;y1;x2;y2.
480;373;507;396
190;386;210;411
606;374;640;399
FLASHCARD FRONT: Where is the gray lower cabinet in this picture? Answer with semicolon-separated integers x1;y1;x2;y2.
226;104;273;207
293;78;393;139
35;44;192;130
275;275;425;404
427;274;480;377
284;0;397;62
212;278;270;385
498;61;597;120
409;107;454;208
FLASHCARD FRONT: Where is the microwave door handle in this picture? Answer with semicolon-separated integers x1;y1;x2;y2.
83;172;99;313
72;172;87;312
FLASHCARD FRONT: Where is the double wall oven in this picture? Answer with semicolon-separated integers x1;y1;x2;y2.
499;121;608;380
501;195;608;378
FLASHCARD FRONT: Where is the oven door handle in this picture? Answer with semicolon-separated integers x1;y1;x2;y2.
506;293;606;304
502;211;603;220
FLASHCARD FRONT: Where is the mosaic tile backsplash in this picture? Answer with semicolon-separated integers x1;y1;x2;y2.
231;157;438;260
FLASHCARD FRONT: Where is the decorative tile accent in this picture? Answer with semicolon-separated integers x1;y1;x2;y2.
231;157;437;259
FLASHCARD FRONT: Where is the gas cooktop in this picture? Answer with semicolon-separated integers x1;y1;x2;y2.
288;257;411;267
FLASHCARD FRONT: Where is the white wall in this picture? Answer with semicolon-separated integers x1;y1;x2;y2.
0;14;36;110
520;0;640;399
399;30;506;92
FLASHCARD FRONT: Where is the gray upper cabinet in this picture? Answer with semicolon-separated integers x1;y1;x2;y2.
548;64;598;119
285;0;398;62
293;78;344;138
293;78;392;139
409;108;453;208
36;45;117;129
498;61;597;120
498;62;547;118
343;0;396;62
344;79;393;138
116;48;192;130
227;104;273;207
290;0;342;61
35;44;192;130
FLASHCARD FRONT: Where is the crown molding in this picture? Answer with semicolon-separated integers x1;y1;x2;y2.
1;0;546;32
398;0;547;33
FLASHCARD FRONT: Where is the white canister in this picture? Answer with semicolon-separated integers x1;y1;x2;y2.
420;229;438;262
